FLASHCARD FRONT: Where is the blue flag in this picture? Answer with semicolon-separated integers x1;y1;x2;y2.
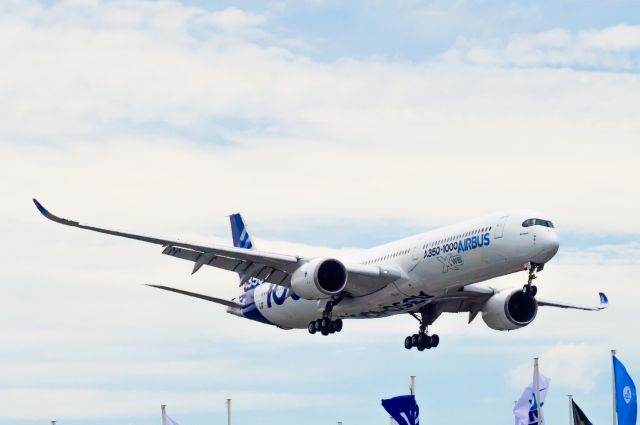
614;356;637;425
381;395;419;425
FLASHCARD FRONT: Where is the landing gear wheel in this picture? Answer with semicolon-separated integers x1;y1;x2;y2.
405;307;440;351
333;319;343;332
404;336;413;349
417;333;427;347
411;334;419;347
321;317;331;329
430;334;440;348
308;322;316;334
321;327;329;336
522;285;538;296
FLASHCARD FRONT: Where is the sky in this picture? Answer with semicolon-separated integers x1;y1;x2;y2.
1;0;640;424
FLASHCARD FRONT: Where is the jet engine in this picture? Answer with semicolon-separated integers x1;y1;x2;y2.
290;258;347;300
481;289;538;331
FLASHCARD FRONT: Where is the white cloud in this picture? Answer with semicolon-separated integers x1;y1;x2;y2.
507;343;606;391
444;25;640;69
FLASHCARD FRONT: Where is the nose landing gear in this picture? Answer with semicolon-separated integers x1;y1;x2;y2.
404;305;440;351
523;262;544;296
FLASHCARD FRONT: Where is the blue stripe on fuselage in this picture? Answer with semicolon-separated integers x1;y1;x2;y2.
240;287;272;325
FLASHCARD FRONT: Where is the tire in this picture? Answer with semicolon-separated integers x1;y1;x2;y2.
321;328;329;336
531;286;538;297
333;319;343;332
417;342;425;351
308;322;316;334
321;318;331;329
315;319;323;331
430;334;440;348
328;322;336;334
411;334;419;347
417;333;427;347
404;336;413;349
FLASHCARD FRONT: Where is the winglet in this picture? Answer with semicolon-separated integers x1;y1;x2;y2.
599;292;609;309
32;198;79;226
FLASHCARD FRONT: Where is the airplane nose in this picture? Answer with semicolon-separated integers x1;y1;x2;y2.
533;230;560;263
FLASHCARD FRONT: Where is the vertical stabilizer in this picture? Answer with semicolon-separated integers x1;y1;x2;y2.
230;213;255;250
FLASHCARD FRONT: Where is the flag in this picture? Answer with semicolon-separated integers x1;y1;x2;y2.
513;373;550;425
166;416;180;425
381;395;419;425
614;356;637;425
571;399;594;425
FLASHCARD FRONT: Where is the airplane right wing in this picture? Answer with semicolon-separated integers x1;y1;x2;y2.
33;199;300;286
33;199;401;296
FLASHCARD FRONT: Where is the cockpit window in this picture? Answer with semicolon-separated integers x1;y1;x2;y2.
522;218;554;228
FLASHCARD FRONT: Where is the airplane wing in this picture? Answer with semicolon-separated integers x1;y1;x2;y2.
421;286;608;324
537;292;609;311
33;198;300;286
33;199;399;294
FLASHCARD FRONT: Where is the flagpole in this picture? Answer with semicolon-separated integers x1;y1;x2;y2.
161;404;167;425
568;395;574;425
226;398;232;425
611;349;617;425
534;357;542;425
410;376;416;396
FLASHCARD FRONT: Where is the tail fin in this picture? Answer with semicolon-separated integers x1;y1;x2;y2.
230;213;255;250
229;213;262;294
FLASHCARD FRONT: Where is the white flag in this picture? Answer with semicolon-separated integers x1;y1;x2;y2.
513;373;551;425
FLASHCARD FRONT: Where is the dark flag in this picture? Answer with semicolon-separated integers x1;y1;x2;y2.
381;394;419;425
571;399;593;425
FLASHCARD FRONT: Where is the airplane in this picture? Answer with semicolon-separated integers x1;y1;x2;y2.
32;199;608;351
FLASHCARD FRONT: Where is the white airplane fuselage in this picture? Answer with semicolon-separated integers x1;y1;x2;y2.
235;210;560;329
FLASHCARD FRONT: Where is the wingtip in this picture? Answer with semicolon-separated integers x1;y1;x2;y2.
599;292;609;307
32;198;48;216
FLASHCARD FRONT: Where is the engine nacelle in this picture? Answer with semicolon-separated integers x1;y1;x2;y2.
290;258;347;300
481;289;538;331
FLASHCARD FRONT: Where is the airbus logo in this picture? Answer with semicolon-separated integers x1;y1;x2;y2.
624;386;632;404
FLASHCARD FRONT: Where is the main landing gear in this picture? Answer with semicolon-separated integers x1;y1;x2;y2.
404;306;440;351
523;262;543;297
308;294;345;336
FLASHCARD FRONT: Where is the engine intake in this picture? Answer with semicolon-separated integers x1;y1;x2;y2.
481;289;538;331
290;258;347;300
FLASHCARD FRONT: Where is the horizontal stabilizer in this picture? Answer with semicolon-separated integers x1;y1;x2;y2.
146;284;242;309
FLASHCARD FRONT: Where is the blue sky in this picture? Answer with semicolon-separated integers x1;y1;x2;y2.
1;1;640;424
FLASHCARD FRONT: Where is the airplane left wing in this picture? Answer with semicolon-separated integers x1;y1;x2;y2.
537;292;609;311
419;286;608;324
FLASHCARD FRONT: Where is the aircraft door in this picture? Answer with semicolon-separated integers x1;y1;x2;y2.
409;237;424;271
494;215;508;239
